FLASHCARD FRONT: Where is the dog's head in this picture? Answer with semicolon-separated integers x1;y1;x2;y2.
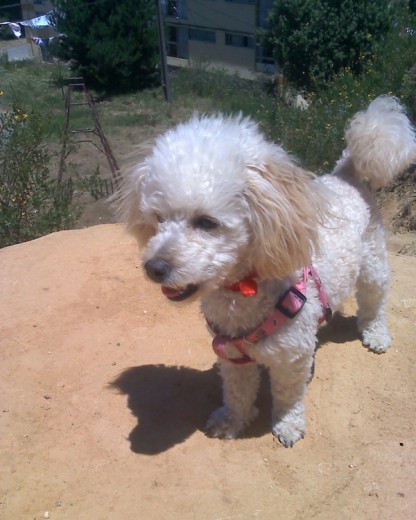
118;114;323;300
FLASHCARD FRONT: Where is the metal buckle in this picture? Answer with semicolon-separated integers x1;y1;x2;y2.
275;287;307;319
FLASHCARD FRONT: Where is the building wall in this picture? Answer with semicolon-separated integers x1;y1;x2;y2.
166;0;274;76
187;0;256;33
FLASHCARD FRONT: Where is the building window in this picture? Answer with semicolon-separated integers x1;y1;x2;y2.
225;33;254;49
189;28;216;43
168;26;179;57
167;26;188;58
165;0;187;19
167;0;176;16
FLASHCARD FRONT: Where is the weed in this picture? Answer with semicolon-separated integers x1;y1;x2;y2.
0;101;77;247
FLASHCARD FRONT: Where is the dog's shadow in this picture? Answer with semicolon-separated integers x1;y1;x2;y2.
109;363;273;454
110;313;359;454
317;312;359;347
110;363;221;454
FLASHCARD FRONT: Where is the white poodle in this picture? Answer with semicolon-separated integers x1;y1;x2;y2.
118;96;416;447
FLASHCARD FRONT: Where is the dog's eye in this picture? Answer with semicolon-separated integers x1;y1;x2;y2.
156;214;165;224
192;216;219;231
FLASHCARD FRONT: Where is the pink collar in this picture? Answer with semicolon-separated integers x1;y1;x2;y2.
208;266;332;365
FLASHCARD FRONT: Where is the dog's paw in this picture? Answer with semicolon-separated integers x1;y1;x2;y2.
205;406;258;439
361;324;391;353
271;411;306;448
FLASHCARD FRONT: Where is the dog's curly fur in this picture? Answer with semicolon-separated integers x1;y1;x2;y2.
118;96;416;447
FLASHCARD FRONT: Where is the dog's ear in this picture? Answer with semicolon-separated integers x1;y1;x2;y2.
116;161;155;246
244;157;325;279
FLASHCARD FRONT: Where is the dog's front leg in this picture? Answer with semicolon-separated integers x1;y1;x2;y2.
268;353;314;447
205;360;260;439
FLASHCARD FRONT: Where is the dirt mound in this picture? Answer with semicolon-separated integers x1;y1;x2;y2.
377;169;416;255
1;225;415;519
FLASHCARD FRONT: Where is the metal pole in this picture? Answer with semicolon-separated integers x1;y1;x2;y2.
155;0;171;102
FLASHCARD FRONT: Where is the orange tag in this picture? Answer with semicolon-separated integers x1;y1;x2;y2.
238;279;257;297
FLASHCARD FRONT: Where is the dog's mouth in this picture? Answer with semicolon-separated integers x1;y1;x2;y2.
161;284;199;301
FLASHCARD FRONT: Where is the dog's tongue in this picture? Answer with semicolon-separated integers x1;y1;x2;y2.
161;284;199;301
161;286;182;298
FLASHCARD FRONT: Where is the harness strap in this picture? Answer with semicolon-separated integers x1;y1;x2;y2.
209;265;331;364
307;265;332;324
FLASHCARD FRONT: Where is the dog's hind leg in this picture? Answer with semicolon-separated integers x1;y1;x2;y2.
205;361;260;439
356;226;391;353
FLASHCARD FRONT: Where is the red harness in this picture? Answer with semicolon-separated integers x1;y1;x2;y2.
208;266;332;365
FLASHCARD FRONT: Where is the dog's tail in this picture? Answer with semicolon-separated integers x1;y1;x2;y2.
341;95;416;189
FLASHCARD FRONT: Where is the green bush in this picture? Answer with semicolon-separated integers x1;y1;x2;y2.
262;0;390;91
0;101;76;248
402;64;416;120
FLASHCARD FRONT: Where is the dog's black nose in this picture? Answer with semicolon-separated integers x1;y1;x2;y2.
144;258;171;283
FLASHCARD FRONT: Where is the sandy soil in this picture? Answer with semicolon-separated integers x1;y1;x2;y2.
1;224;415;520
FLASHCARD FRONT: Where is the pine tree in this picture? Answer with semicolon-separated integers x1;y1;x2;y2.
52;0;159;94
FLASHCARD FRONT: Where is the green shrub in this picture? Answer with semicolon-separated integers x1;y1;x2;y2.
402;64;416;120
0;101;77;248
262;0;390;91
